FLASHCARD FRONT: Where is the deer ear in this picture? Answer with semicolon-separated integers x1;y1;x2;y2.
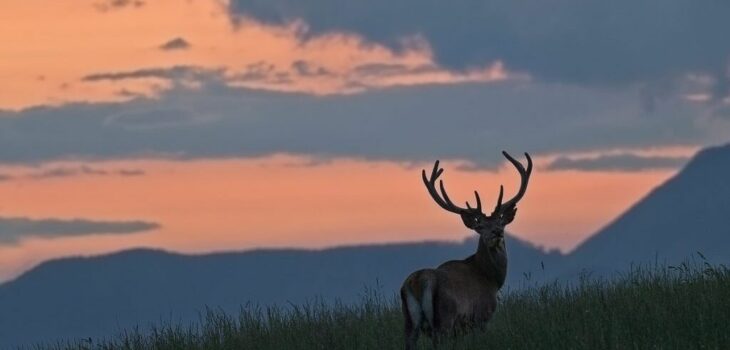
500;207;518;225
460;214;479;229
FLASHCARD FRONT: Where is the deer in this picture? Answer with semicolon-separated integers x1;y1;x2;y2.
400;151;532;349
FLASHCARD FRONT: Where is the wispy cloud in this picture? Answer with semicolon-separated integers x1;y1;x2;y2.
26;166;145;180
291;60;334;78
546;154;690;172
352;63;439;78
0;217;159;245
81;66;221;83
227;61;292;85
159;37;191;51
93;0;144;12
0;166;144;181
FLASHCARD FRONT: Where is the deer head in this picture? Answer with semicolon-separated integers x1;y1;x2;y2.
422;151;532;248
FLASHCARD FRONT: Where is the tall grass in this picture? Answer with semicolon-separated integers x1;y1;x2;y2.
34;261;730;350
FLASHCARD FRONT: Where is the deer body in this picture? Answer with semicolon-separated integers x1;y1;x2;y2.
401;152;531;349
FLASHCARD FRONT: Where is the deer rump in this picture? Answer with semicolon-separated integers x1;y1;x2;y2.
401;266;500;335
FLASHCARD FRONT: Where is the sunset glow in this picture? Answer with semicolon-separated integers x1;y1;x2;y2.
0;0;507;110
0;154;683;280
0;0;723;284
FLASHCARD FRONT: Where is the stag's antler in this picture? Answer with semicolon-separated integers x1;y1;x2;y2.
422;160;482;215
491;151;532;218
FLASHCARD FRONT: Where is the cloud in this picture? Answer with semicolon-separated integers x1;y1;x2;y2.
227;0;730;91
104;108;216;130
227;61;292;85
26;166;145;180
81;63;297;91
94;0;144;12
0;217;159;245
546;154;690;172
159;37;191;51
352;63;439;78
0;80;722;168
117;169;145;176
713;104;730;119
81;66;221;83
0;166;145;181
291;60;333;77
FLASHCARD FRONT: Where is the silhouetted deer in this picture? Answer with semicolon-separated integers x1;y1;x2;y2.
401;151;532;349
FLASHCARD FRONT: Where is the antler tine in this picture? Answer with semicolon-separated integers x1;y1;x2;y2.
422;160;463;214
465;191;482;212
498;151;533;211
438;178;482;212
438;180;458;208
492;185;504;215
422;160;481;215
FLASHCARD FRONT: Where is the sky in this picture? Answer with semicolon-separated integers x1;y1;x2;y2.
1;0;729;281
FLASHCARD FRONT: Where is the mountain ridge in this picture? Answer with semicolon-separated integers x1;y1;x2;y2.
566;143;730;273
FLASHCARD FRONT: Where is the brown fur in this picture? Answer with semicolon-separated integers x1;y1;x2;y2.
401;238;506;349
402;153;531;349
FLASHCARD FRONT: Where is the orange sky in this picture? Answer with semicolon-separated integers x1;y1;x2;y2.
0;0;507;110
0;154;685;280
0;0;705;282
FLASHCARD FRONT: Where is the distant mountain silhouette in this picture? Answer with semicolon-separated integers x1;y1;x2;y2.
567;143;730;274
0;236;558;348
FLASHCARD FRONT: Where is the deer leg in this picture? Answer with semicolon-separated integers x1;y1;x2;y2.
431;333;441;349
405;328;419;350
402;288;421;350
403;313;419;350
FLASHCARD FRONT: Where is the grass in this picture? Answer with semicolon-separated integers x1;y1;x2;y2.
33;260;730;350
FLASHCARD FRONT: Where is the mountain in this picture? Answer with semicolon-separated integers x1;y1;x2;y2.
0;236;558;348
567;143;730;274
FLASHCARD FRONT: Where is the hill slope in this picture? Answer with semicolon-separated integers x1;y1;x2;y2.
0;236;557;348
568;143;730;273
27;264;730;350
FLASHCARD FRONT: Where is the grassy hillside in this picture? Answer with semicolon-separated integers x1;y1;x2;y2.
33;259;730;350
0;238;560;348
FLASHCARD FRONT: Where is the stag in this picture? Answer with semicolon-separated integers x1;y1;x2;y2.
400;151;532;349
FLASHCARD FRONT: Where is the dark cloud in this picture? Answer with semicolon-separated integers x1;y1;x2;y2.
159;37;191;51
0;217;159;245
104;108;214;130
546;154;690;172
231;61;275;82
0;167;144;182
30;166;106;179
226;61;295;85
94;0;144;12
228;0;730;90
82;66;222;83
713;105;730;119
0;80;719;168
291;60;333;77
116;89;147;99
117;169;145;176
353;63;439;78
26;166;145;180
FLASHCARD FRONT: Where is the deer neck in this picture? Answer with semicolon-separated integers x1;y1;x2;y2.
471;237;508;288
